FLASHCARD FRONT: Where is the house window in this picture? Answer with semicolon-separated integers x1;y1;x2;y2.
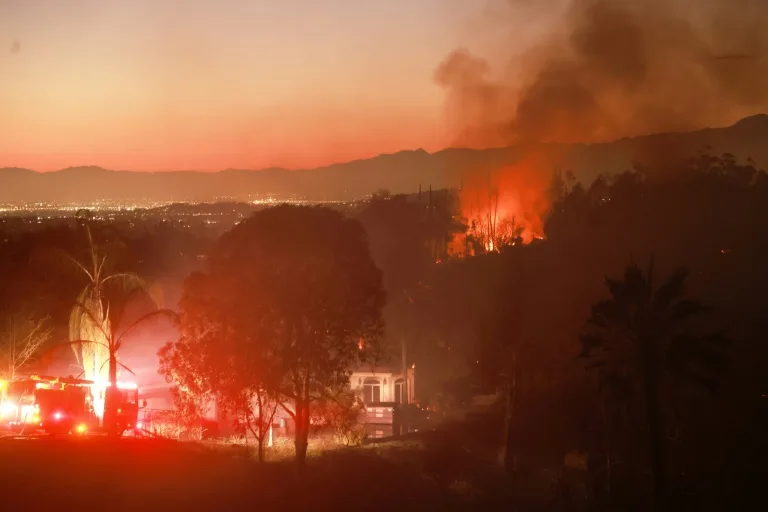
363;378;381;404
394;378;405;404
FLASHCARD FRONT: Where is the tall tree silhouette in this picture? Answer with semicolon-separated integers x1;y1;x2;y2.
580;260;728;511
178;205;384;466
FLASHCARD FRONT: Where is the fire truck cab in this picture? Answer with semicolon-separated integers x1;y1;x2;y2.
1;376;142;436
0;379;39;427
109;386;142;435
0;376;95;434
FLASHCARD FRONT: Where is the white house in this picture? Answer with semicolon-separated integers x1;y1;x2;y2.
349;364;415;406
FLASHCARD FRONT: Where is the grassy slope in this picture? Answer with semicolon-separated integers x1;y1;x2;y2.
0;437;467;511
0;428;590;512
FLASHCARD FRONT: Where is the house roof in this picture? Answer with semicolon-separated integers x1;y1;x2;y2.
352;365;397;375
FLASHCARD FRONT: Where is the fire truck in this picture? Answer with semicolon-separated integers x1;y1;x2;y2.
101;383;143;435
0;375;143;436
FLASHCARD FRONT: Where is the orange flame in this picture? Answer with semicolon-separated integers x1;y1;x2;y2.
452;152;551;254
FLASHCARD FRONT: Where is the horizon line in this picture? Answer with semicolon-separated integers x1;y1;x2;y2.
1;113;764;174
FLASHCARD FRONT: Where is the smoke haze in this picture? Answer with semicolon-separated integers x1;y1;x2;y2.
437;0;768;146
437;0;768;250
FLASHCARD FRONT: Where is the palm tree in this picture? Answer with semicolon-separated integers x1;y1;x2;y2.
66;211;174;435
580;259;728;511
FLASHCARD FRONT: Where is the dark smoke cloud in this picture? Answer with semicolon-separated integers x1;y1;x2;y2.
437;0;768;146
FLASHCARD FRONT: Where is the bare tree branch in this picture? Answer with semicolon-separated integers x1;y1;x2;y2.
0;308;53;380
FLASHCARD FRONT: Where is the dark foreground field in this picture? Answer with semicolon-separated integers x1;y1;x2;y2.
0;433;535;512
6;424;755;511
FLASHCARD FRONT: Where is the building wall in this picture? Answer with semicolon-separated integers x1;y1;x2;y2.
208;397;294;439
350;367;415;405
140;385;175;411
406;367;415;404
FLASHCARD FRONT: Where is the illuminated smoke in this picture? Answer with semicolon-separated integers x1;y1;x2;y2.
438;0;768;251
440;0;768;144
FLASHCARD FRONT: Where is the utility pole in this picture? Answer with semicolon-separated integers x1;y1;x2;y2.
429;185;436;261
401;338;408;404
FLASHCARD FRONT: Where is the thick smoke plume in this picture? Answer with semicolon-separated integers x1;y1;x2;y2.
439;0;768;251
438;0;768;145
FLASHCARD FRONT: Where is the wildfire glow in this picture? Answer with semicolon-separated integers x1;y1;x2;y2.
89;380;138;421
452;153;551;254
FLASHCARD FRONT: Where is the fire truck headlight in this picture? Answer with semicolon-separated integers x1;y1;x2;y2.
53;411;63;421
0;401;17;417
75;423;87;434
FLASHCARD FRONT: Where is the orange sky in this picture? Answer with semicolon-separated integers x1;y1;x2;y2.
0;0;553;171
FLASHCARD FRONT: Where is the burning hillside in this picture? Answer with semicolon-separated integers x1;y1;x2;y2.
453;153;552;254
438;0;768;254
